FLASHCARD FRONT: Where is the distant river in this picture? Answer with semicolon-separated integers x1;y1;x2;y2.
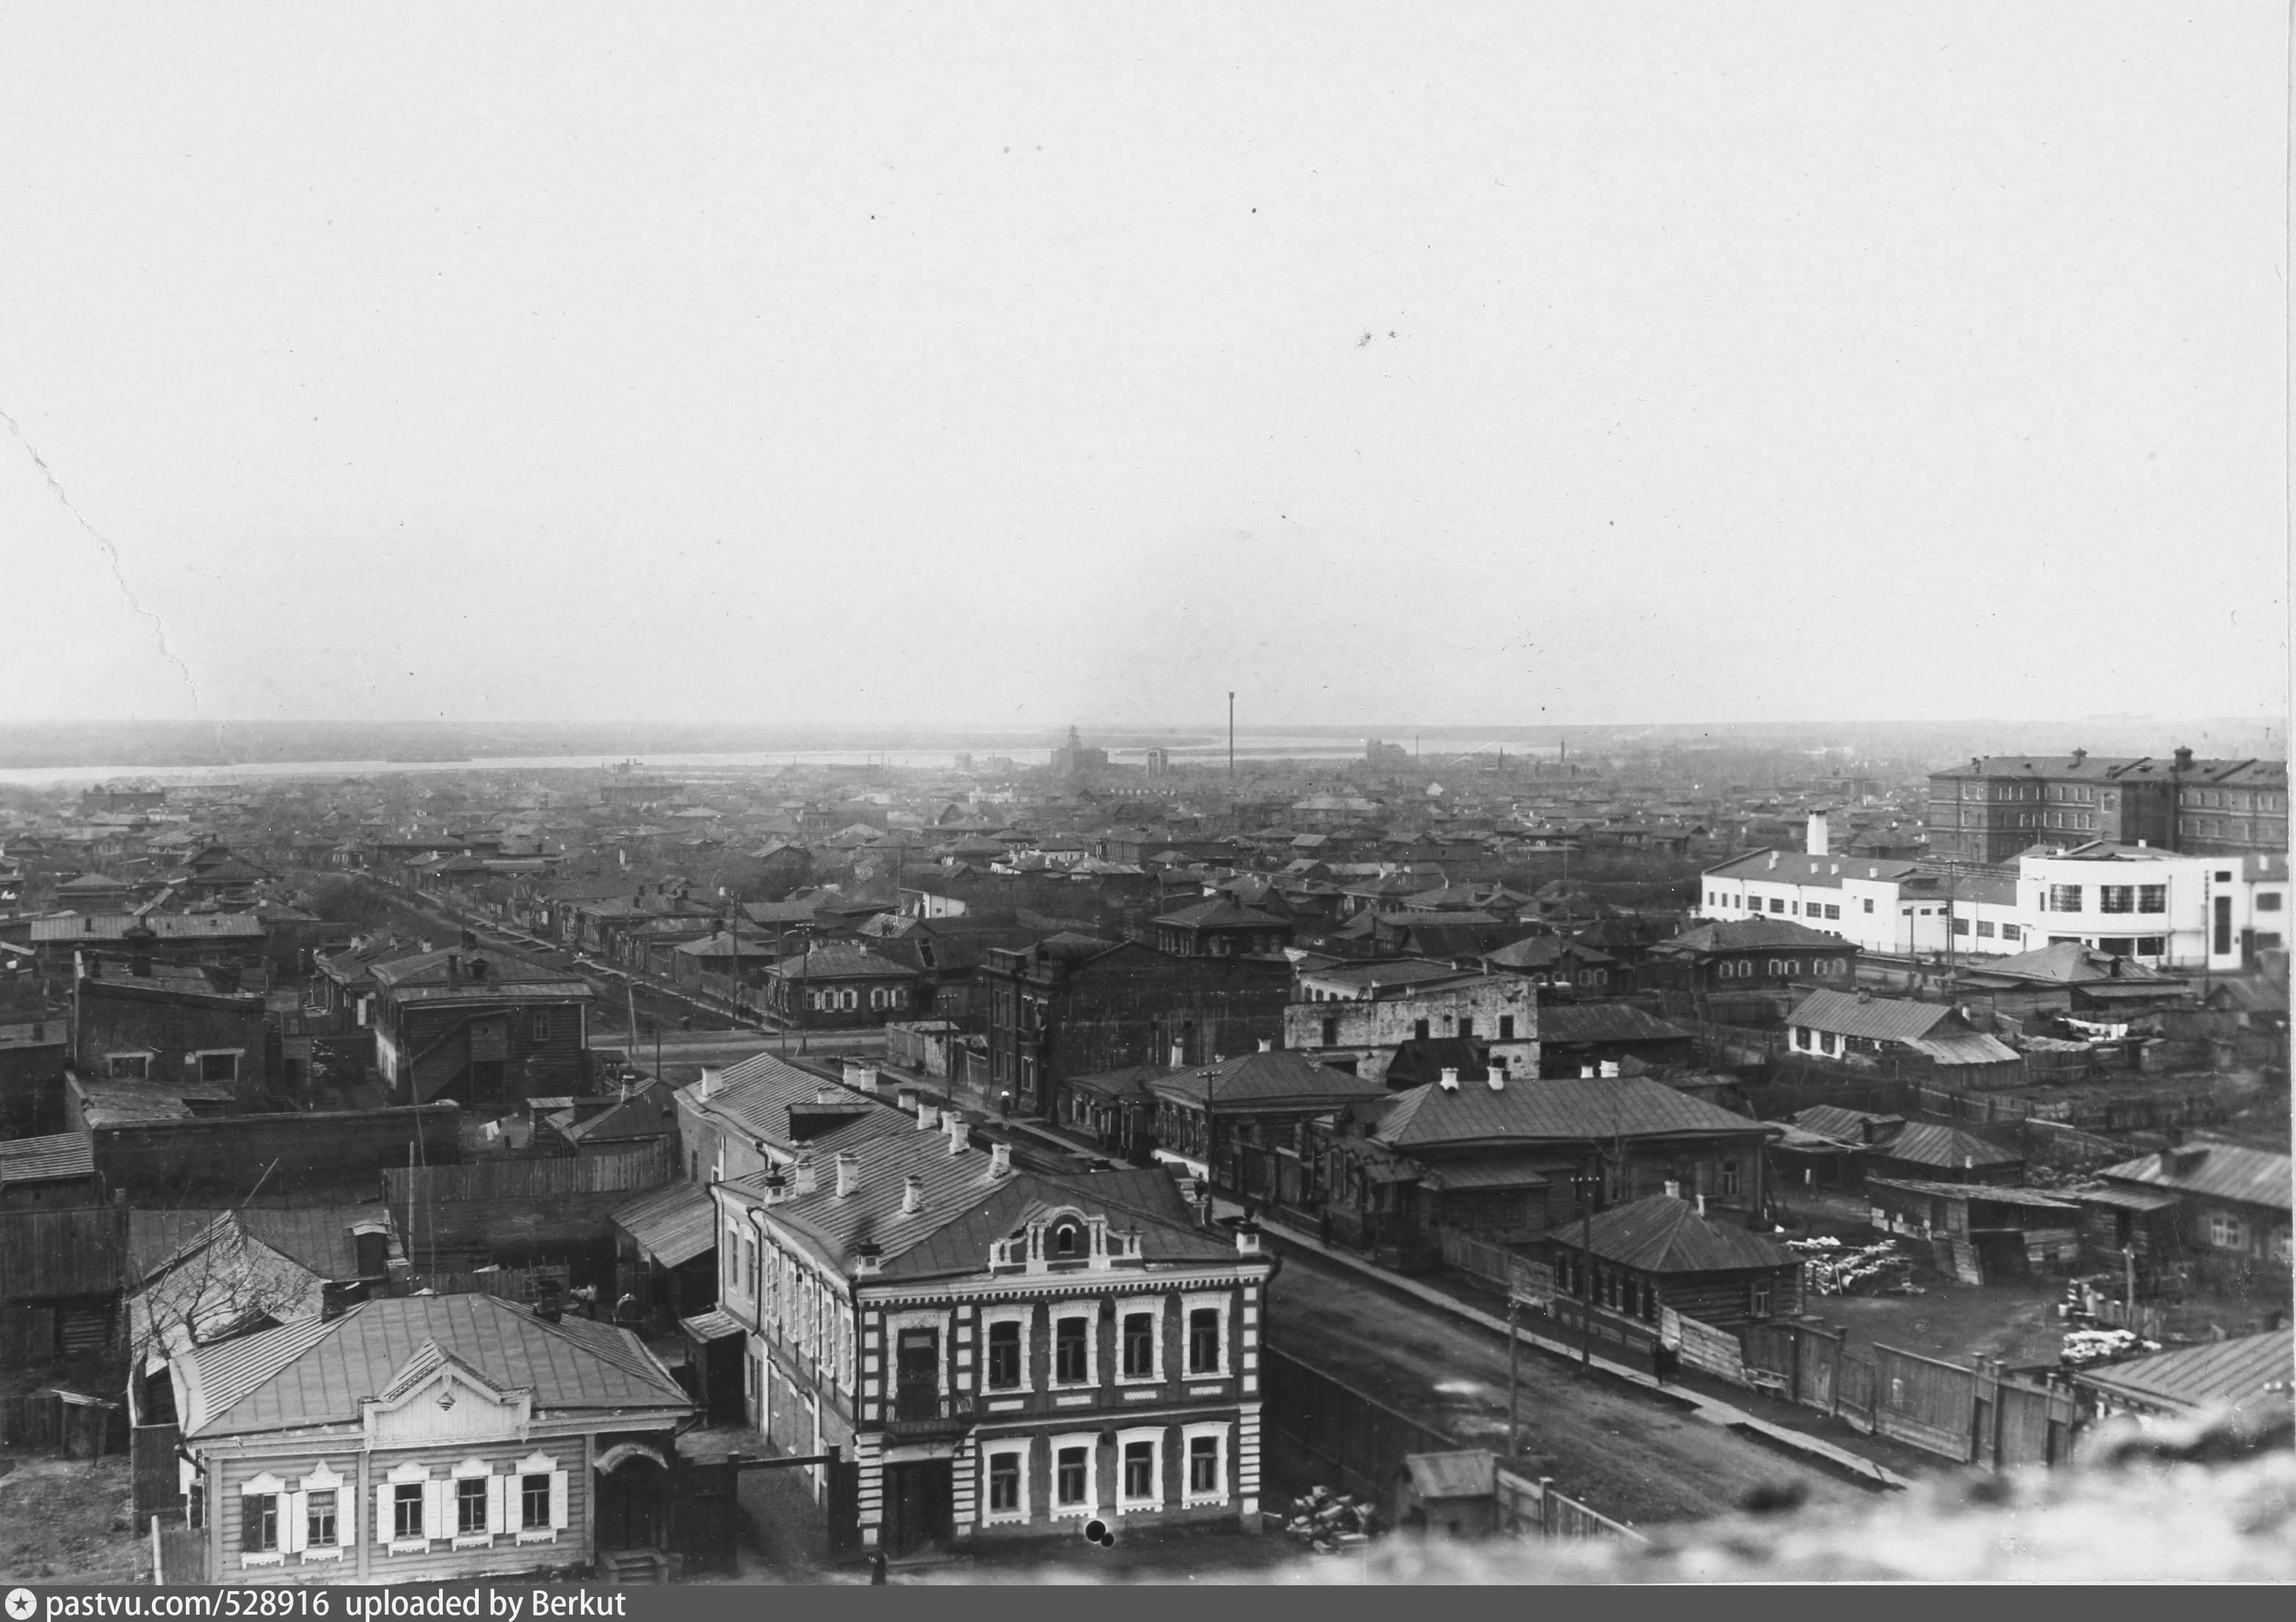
0;736;1560;787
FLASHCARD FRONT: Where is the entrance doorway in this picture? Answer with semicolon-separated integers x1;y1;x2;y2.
596;1454;670;1552
880;1460;952;1555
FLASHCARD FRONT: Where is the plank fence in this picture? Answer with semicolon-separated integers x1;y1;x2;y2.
382;1139;671;1203
1261;1345;1458;1521
1494;1464;1648;1544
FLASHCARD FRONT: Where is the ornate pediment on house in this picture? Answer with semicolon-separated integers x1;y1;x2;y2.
360;1339;532;1447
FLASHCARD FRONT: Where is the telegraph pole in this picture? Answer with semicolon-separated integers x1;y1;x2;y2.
1228;692;1235;783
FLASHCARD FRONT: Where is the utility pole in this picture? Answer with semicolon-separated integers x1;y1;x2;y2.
1507;1292;1521;1458
1577;1156;1596;1375
1228;692;1235;783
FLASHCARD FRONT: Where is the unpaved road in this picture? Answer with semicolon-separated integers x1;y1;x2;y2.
1265;1245;1867;1528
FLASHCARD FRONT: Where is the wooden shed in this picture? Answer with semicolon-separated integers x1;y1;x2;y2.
1397;1449;1498;1539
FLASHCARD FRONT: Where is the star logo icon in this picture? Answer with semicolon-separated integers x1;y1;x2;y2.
6;1588;37;1621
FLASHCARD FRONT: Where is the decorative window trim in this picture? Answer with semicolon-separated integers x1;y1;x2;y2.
1049;1430;1099;1520
1115;1425;1166;1512
886;1308;952;1400
1115;1300;1165;1386
979;1441;1031;1527
979;1304;1035;1394
1181;1420;1230;1506
239;1550;286;1568
1049;1301;1099;1389
1181;1290;1232;1377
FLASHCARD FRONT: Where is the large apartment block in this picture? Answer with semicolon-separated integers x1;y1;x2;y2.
1926;749;2288;864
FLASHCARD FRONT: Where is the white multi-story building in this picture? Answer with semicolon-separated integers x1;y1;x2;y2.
1700;841;2287;972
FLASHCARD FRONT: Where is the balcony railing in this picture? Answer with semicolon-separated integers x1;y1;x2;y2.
883;1392;974;1438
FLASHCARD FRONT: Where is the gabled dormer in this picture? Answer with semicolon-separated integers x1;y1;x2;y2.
360;1339;534;1447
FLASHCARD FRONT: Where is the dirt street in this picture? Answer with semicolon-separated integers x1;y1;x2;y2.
1264;1245;1869;1529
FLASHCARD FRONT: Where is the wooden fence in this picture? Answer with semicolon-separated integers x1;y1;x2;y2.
1494;1464;1648;1544
393;1262;569;1303
382;1139;671;1204
1261;1346;1458;1521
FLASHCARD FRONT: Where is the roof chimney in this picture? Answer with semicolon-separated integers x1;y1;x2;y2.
842;1060;880;1095
1438;1068;1460;1091
917;1100;939;1132
989;1141;1012;1179
1258;1038;1273;1053
2071;748;2087;766
1599;1060;1619;1079
835;1151;858;1198
1806;811;1829;858
2173;746;2193;772
1169;1042;1185;1068
946;1111;966;1154
1486;1065;1506;1091
1695;1193;1706;1217
699;1065;721;1099
1664;1180;1681;1200
793;1155;817;1195
901;1174;924;1215
1580;1065;1596;1079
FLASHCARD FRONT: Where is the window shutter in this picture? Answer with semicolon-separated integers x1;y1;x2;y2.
375;1485;391;1546
339;1487;357;1549
424;1478;449;1541
548;1469;570;1531
282;1491;305;1554
487;1474;507;1535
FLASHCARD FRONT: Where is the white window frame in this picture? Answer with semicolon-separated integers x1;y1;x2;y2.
1115;1299;1165;1386
979;1303;1035;1394
238;1469;288;1568
1048;1300;1098;1390
1181;1290;1232;1378
1181;1420;1230;1506
979;1441;1031;1527
297;1461;348;1562
1049;1430;1098;1519
513;1451;568;1543
383;1460;430;1553
1115;1425;1166;1513
443;1458;492;1549
106;1050;153;1082
2208;1213;2248;1251
192;1048;244;1084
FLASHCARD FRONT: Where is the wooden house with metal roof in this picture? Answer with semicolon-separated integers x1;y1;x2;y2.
2072;1328;2293;1430
1543;1186;1803;1330
167;1292;692;1583
2074;1140;2292;1294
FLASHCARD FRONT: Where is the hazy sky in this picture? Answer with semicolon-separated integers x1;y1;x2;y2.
1;3;2286;732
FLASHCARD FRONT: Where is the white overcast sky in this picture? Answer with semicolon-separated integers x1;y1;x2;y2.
0;2;2286;731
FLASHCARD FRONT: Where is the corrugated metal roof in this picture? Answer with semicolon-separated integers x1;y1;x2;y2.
612;1181;717;1267
180;1293;689;1438
2074;1329;2294;1418
1149;1050;1388;1110
1788;988;1953;1042
681;1309;745;1342
1375;1074;1775;1151
1655;916;1860;952
1866;1178;2079;1209
1553;1193;1795;1274
1907;1030;2022;1067
2097;1143;2292;1213
1416;1158;1551;1192
0;1134;94;1184
29;912;265;941
128;1207;380;1283
1869;1121;2021;1170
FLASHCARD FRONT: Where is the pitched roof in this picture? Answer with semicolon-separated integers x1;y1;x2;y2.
2098;1142;2292;1213
679;1052;911;1154
1960;941;2176;987
371;944;584;990
1865;1178;2078;1209
1153;899;1291;931
768;941;917;980
1373;1074;1774;1151
611;1180;717;1267
1786;988;1953;1041
1148;1049;1389;1110
175;1292;689;1438
1479;935;1616;971
1655;917;1855;954
128;1206;382;1283
0;1133;94;1184
1552;1192;1796;1274
1536;1003;1691;1046
2072;1329;2295;1419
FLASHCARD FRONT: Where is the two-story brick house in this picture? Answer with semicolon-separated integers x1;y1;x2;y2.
1283;965;1538;1085
711;1109;1273;1557
168;1293;692;1584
